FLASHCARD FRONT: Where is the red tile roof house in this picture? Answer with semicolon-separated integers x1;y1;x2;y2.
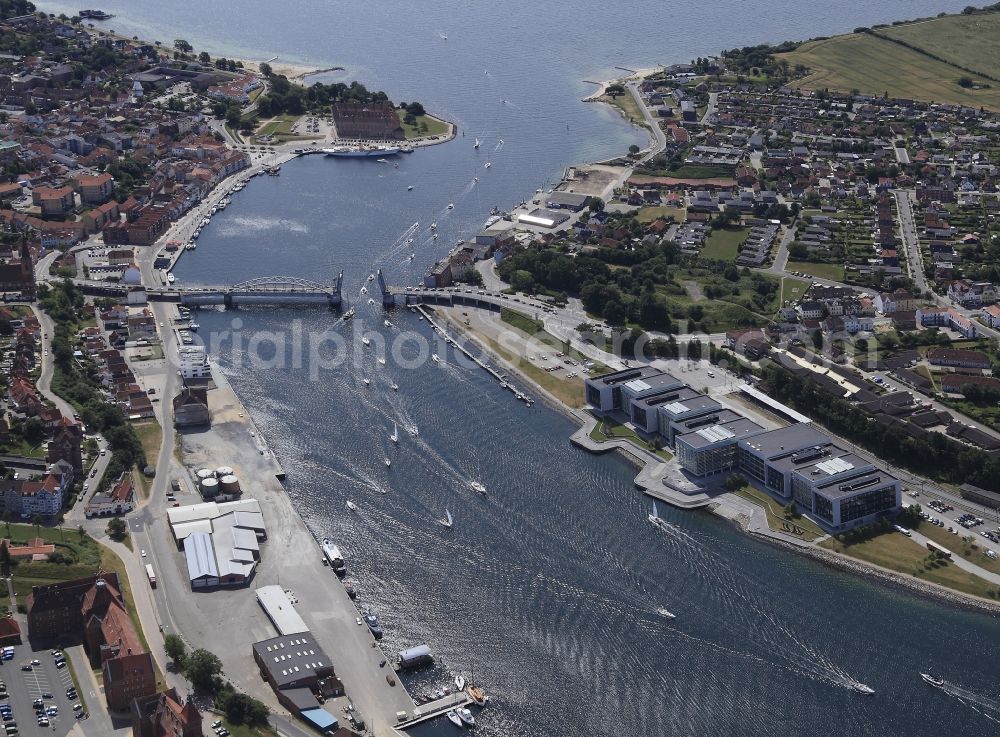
30;185;75;217
73;171;114;204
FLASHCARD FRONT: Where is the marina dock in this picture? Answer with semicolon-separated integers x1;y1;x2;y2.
419;306;534;406
397;691;473;728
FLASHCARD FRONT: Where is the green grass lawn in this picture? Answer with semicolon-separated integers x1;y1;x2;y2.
780;276;810;304
636;205;686;224
0;437;47;458
132;420;162;465
701;226;749;261
501;308;543;335
914;521;1000;576
786;260;845;281
256;114;300;137
397;110;450;139
821;531;1000;600
732;485;825;541
598;91;647;128
589;415;673;461
779;28;1000;111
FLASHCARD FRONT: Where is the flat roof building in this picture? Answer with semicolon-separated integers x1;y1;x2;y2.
585;366;670;413
252;633;343;727
737;426;901;530
657;395;724;446
675;416;765;477
256;585;309;636
630;386;701;435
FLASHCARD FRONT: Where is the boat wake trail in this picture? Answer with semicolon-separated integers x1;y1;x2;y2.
934;680;1000;724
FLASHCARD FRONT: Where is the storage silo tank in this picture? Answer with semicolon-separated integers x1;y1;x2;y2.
196;468;215;481
215;466;235;478
200;477;219;498
219;475;241;494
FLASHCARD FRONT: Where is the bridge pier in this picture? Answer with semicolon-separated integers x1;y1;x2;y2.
223;293;233;308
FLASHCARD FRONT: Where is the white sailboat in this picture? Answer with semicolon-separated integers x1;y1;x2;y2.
384;457;392;468
346;500;358;512
474;138;480;149
440;509;453;529
362;336;371;346
377;357;386;365
390;422;399;444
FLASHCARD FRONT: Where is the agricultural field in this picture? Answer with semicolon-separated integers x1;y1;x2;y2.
779;31;1000;110
880;12;1000;81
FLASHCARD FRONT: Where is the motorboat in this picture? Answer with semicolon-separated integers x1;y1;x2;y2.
447;203;454;209
363;378;370;386
430;222;438;230
384;457;392;468
321;539;346;575
484;162;491;169
361;286;368;295
457;708;475;727
455;674;466;691
384;319;391;327
440;509;453;529
446;711;463;728
363;610;383;639
407;185;414;191
390;422;399;444
188;322;200;331
362;337;371;346
656;607;676;619
390;382;399;391
921;672;945;688
343;581;357;599
431;353;441;363
377;357;386;365
368;298;376;306
850;682;875;695
469;481;487;495
369;274;376;282
346;500;358;512
343;308;355;320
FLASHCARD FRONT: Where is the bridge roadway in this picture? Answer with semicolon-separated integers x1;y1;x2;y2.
73;274;343;308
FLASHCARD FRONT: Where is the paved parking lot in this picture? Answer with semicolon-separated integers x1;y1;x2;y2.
0;642;84;737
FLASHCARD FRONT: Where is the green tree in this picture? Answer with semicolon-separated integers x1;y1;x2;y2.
606;83;625;98
198;51;211;65
173;39;193;53
0;542;11;577
259;62;272;77
184;648;223;692
106;517;127;542
164;634;187;667
30;515;41;537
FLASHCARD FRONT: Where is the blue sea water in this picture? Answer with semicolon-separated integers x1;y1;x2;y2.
36;0;1000;734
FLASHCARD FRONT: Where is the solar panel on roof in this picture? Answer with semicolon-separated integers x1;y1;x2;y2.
816;457;854;475
695;425;734;442
624;379;651;392
663;401;688;414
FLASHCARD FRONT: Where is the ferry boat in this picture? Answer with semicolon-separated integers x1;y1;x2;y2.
324;145;400;158
363;610;383;639
321;539;346;575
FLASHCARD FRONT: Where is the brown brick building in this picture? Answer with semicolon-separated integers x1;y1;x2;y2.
26;573;156;712
131;688;204;737
332;102;404;140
